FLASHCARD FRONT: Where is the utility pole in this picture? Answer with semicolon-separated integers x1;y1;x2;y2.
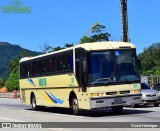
120;0;129;42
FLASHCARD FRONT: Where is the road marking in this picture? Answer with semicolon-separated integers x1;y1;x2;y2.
18;109;88;119
0;117;25;122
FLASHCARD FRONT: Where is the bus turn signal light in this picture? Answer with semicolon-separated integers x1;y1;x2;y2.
90;93;104;97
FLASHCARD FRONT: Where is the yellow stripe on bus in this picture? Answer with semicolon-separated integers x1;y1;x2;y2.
42;92;53;104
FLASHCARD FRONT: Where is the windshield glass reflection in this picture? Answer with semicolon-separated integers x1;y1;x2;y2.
88;49;140;85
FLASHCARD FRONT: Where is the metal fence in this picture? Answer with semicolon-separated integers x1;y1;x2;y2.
141;75;160;87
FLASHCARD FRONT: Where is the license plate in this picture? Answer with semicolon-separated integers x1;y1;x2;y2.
149;98;156;100
114;97;123;104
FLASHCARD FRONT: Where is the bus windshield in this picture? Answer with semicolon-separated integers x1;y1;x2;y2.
88;49;140;85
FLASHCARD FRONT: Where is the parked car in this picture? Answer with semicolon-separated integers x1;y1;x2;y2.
152;82;160;101
131;83;159;107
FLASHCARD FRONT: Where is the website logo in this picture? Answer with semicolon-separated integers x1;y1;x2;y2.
1;0;32;13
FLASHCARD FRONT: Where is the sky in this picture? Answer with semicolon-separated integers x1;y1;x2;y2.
0;0;160;54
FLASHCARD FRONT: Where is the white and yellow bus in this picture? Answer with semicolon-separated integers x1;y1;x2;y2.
19;41;142;115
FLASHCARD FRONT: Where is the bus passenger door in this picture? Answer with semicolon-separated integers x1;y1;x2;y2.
75;48;87;92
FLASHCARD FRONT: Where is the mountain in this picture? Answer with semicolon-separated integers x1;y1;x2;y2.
0;42;41;78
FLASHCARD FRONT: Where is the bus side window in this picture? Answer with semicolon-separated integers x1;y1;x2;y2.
62;55;67;72
32;62;36;75
42;60;47;74
26;63;29;76
29;63;33;76
52;57;55;73
47;58;52;73
36;61;42;75
20;64;26;78
55;56;62;72
68;54;73;71
24;64;27;77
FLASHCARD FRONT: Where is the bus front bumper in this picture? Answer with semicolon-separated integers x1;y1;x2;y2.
90;94;142;109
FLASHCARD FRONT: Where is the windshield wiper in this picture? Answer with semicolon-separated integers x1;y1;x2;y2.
95;78;111;82
90;78;111;85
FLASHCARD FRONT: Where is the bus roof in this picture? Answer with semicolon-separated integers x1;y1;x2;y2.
20;41;135;62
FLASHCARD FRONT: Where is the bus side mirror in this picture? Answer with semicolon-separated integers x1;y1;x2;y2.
138;59;141;70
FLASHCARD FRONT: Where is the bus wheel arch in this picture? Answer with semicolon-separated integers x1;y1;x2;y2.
30;92;45;111
69;91;80;115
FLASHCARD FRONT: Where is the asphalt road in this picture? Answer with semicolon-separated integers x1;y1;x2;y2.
0;98;160;131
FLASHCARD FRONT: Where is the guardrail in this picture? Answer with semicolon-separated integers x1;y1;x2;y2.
141;75;160;87
0;93;20;98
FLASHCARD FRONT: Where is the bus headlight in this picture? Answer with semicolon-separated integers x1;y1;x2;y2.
130;90;141;94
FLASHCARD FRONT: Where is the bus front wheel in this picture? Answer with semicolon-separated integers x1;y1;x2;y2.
154;103;159;107
71;96;80;115
131;104;139;108
111;106;123;114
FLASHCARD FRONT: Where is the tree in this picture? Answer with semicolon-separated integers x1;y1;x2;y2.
138;43;160;75
5;58;19;91
65;43;73;48
91;32;111;42
0;78;5;88
5;51;30;91
80;36;95;44
91;24;111;41
42;43;73;53
41;43;54;53
80;24;111;44
53;46;64;51
19;50;30;58
41;24;111;52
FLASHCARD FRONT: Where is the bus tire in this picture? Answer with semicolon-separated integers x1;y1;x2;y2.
131;104;139;108
111;106;123;114
71;96;80;115
31;94;39;111
153;103;159;107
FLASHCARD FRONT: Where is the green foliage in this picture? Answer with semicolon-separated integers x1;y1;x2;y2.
91;33;111;42
0;78;5;88
54;46;64;51
0;42;41;91
92;24;106;33
80;36;95;44
9;59;19;72
5;58;19;91
138;43;160;75
5;70;19;91
42;24;110;52
80;24;111;44
44;43;74;53
64;43;73;48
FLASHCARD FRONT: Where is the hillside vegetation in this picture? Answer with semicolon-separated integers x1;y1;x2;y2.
0;42;41;78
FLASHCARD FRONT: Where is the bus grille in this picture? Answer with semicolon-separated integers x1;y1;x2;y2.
120;90;130;94
106;90;130;95
106;92;117;95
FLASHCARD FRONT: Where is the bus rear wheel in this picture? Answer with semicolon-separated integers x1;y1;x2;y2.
71;96;80;115
111;106;123;114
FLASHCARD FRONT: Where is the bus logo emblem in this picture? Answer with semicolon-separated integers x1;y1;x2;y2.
39;78;47;87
